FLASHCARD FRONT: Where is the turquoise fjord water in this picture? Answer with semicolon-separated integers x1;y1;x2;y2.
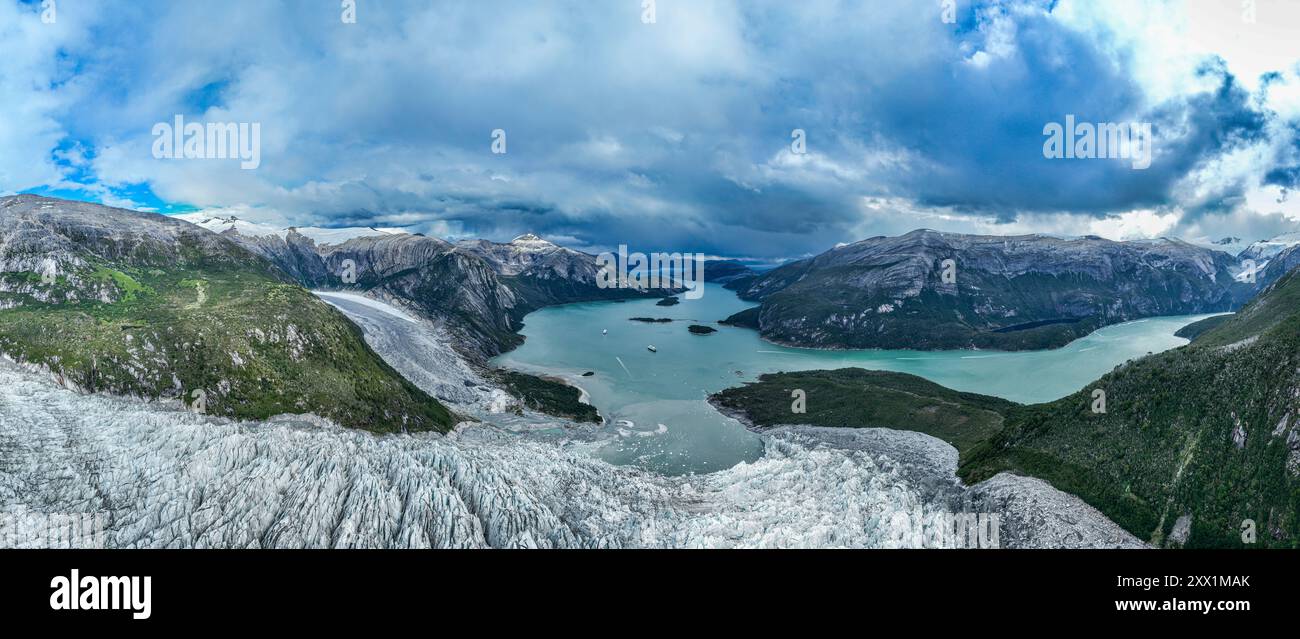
493;283;1221;476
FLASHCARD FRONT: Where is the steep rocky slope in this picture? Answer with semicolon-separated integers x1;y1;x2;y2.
1252;242;1300;291
317;235;528;357
181;215;524;357
727;229;1253;350
454;234;657;312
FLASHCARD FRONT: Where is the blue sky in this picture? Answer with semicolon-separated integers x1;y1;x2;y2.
3;0;1300;260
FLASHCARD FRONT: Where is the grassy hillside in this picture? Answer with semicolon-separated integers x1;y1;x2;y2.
1173;314;1232;341
491;370;600;423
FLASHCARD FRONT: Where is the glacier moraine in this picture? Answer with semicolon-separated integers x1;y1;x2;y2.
0;293;1144;549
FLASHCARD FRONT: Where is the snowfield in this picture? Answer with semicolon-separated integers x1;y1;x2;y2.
0;293;1146;549
175;212;409;246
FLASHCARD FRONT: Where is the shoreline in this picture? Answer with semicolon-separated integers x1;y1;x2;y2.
732;312;1223;355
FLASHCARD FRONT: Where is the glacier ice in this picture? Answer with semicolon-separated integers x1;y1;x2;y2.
315;291;517;414
0;360;966;549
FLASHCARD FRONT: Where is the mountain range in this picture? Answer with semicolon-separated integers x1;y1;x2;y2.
0;195;453;433
180;214;666;358
1237;232;1300;291
725;229;1257;350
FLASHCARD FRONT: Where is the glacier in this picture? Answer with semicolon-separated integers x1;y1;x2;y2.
0;292;1146;549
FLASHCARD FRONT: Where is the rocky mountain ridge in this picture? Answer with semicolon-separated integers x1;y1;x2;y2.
726;229;1256;350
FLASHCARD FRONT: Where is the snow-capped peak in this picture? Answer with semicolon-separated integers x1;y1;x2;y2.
174;212;288;240
175;212;410;246
509;233;563;252
1239;232;1300;261
292;226;409;246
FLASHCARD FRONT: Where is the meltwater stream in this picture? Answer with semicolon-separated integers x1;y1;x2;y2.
494;284;1220;476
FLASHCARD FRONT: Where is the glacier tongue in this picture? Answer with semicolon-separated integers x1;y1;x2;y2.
314;291;518;415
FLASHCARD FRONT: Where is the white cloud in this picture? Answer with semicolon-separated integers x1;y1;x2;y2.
0;1;98;193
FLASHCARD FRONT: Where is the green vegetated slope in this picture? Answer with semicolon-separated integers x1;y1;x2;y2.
0;196;454;433
709;368;1016;453
1173;314;1232;341
960;268;1300;548
491;370;600;423
719;306;760;329
731;283;1109;351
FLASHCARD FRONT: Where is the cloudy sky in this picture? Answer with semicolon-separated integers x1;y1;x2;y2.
3;0;1300;261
